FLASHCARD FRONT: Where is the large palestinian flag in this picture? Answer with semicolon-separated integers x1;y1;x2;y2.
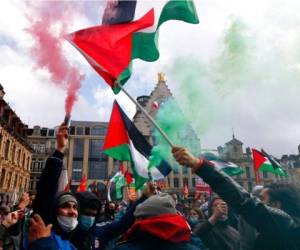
67;0;199;93
252;148;287;177
103;101;172;188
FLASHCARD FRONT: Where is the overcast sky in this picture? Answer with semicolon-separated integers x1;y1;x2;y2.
1;0;300;157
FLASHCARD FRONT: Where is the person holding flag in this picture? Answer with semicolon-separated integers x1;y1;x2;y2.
172;146;300;250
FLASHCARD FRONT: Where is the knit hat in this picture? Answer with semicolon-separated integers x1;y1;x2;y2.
56;193;78;208
134;193;177;218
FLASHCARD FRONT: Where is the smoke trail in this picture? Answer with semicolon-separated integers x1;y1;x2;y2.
25;2;85;115
211;16;254;95
149;17;253;165
149;98;201;171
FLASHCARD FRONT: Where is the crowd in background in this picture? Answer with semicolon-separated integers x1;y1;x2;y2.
0;124;300;250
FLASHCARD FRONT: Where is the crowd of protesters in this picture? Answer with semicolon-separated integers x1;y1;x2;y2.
1;124;300;250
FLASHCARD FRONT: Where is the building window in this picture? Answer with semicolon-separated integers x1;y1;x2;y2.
73;138;84;158
72;160;83;181
246;167;251;178
182;167;188;174
85;127;90;135
0;169;5;187
91;126;107;136
174;178;179;188
12;145;16;163
89;139;103;158
76;127;84;135
48;129;55;137
88;161;107;179
27;157;30;171
0;134;2;152
263;171;268;179
50;141;56;150
70;126;75;135
248;182;253;192
4;139;10;160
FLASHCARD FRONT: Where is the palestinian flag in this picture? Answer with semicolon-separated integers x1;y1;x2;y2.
111;171;126;199
252;148;287;177
103;101;172;188
202;152;244;176
68;0;199;94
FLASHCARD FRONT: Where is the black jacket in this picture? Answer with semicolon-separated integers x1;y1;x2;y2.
195;161;300;250
194;219;240;250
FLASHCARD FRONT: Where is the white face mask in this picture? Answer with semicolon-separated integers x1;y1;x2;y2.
57;215;78;232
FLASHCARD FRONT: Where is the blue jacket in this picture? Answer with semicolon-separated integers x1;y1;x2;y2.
71;196;147;250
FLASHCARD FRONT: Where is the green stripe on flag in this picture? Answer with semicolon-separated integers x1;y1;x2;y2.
103;144;132;161
259;163;287;177
117;0;199;88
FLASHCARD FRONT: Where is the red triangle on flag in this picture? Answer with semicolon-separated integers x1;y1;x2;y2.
103;101;130;151
252;148;267;171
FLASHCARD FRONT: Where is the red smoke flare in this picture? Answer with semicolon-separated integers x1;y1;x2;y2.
26;2;85;115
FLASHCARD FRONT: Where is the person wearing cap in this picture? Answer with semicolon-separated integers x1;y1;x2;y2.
28;124;79;249
70;183;153;250
113;193;208;250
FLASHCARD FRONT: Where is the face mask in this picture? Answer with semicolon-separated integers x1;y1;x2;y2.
188;217;198;226
57;215;78;232
79;215;95;231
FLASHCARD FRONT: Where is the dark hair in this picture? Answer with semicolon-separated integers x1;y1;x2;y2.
266;183;300;218
190;207;205;220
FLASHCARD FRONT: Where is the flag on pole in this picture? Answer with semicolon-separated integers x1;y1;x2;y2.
102;0;137;25
68;0;199;94
77;175;87;192
202;152;244;176
252;148;287;177
103;101;172;188
110;171;126;199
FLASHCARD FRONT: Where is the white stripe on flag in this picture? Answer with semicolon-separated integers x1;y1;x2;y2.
129;140;149;179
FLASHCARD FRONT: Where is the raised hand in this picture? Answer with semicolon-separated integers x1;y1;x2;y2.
28;214;52;243
56;124;69;153
172;146;201;169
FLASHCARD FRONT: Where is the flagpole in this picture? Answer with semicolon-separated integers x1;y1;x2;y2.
116;82;174;147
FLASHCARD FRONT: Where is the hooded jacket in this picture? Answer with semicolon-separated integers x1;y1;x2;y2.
195;160;300;250
30;151;77;250
113;213;208;250
71;191;147;250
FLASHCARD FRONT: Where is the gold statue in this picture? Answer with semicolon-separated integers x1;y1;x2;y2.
158;72;166;82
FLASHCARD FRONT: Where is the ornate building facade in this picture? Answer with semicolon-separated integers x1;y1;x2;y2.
27;126;57;191
133;73;201;193
217;134;278;191
0;85;32;195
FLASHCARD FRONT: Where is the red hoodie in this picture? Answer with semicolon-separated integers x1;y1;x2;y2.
123;213;192;243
